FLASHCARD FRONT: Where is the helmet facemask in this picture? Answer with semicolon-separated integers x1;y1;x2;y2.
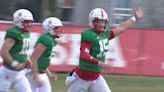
21;20;33;32
93;19;108;33
53;26;63;38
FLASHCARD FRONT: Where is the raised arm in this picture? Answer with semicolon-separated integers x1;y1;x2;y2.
113;8;144;37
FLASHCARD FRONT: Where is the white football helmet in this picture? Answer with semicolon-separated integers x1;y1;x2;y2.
13;9;34;28
89;8;108;28
42;17;63;35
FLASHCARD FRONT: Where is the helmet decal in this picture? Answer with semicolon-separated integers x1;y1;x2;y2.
101;9;104;18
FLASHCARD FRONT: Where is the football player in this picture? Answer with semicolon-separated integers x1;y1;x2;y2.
0;9;34;92
26;17;63;92
66;8;144;92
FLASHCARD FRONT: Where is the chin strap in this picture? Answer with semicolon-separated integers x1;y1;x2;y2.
95;29;106;34
93;26;106;34
23;30;29;32
53;34;60;38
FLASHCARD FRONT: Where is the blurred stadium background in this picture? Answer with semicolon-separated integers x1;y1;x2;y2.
0;0;164;92
1;0;164;28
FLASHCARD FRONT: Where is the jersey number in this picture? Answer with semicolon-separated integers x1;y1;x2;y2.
19;38;30;55
97;38;109;57
49;46;56;59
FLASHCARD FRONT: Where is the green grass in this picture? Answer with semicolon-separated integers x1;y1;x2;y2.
105;75;164;92
11;73;164;92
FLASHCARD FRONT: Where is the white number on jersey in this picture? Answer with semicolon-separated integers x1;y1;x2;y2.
19;38;30;55
97;38;109;57
49;46;56;59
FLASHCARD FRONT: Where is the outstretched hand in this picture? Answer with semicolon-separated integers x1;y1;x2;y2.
134;8;144;20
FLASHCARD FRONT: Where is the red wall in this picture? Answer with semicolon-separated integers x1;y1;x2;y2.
0;23;164;76
112;29;164;76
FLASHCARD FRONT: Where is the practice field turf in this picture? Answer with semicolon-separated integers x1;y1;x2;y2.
11;73;164;92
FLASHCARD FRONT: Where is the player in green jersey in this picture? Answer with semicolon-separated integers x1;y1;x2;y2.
26;17;63;92
0;9;34;92
66;8;144;92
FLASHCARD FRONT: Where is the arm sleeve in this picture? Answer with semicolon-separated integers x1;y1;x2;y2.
38;36;52;47
80;41;99;65
5;30;21;40
110;30;115;39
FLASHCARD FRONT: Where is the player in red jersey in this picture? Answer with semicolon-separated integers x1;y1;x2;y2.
66;8;144;92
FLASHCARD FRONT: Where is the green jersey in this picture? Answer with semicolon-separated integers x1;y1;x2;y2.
3;27;30;69
36;34;57;72
79;27;110;72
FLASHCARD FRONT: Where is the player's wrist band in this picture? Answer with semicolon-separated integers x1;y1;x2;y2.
131;16;137;22
11;60;19;68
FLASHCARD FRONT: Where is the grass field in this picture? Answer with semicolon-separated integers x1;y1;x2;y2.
11;73;164;92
